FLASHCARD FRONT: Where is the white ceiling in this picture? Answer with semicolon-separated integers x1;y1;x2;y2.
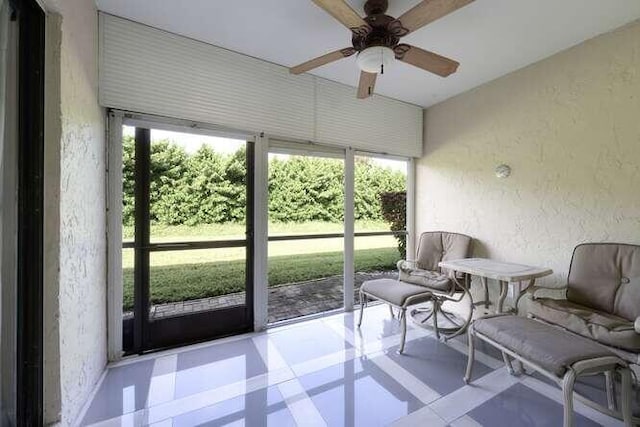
96;0;640;108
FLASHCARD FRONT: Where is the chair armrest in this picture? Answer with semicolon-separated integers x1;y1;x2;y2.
525;284;568;300
397;259;417;272
635;317;640;334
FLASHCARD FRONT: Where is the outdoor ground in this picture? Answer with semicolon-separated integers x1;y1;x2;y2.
122;221;401;310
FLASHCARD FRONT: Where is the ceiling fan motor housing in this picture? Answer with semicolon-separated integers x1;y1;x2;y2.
352;14;399;51
363;0;388;16
353;0;409;52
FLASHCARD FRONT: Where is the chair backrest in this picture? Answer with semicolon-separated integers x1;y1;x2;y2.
415;231;472;272
567;243;640;321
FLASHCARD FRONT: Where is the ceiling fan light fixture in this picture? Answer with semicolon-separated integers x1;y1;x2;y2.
356;46;395;74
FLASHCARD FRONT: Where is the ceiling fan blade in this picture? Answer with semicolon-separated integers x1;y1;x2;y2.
394;44;459;77
357;71;377;99
393;0;474;36
311;0;371;34
290;47;356;75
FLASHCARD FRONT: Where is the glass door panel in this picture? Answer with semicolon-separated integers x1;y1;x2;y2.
353;155;408;291
122;125;253;353
267;152;345;323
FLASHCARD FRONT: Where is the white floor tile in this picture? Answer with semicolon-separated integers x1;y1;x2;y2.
83;307;618;427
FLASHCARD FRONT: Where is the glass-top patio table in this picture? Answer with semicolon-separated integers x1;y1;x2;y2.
438;258;553;313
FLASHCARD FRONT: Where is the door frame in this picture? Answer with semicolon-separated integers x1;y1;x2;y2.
105;111;416;359
13;0;46;423
107;111;259;357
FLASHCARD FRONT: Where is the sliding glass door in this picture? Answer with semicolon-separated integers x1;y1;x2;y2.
267;149;345;323
123;126;254;353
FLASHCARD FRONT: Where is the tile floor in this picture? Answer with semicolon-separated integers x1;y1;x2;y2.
80;304;626;426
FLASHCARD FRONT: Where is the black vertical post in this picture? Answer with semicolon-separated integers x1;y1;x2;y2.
16;0;45;424
133;128;151;353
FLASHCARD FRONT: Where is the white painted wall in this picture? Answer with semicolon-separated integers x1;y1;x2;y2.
43;0;107;424
417;20;640;294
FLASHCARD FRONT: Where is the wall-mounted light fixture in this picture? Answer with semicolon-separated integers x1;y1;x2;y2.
495;164;511;179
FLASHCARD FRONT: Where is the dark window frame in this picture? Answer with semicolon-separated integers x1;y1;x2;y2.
14;0;45;424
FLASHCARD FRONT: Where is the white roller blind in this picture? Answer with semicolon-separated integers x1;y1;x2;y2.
268;139;344;159
315;79;422;156
99;13;423;157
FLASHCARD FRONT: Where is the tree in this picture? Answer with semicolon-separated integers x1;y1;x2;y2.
122;139;407;227
379;191;407;258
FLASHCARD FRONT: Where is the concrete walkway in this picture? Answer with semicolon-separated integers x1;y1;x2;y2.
145;270;398;323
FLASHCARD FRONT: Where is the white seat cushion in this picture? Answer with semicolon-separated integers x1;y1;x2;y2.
361;279;433;307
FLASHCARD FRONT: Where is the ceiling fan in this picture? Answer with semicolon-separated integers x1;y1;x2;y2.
290;0;474;99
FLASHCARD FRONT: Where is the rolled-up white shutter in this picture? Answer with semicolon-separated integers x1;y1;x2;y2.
99;13;423;157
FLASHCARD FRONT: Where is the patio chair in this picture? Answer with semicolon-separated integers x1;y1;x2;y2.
399;231;473;340
522;243;640;419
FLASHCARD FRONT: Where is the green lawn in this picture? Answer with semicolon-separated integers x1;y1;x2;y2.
122;221;402;311
123;247;399;310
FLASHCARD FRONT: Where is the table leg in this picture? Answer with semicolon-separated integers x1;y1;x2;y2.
481;276;489;309
497;280;508;313
513;278;535;313
472;275;492;311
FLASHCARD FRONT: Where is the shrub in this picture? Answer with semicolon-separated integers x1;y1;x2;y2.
122;138;407;226
379;191;407;258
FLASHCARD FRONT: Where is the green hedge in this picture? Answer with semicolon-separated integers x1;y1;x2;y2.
122;136;406;226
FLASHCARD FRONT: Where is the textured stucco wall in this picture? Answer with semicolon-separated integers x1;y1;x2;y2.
418;20;640;293
43;0;107;424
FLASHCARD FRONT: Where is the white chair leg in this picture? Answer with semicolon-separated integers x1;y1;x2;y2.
432;300;440;340
562;369;577;427
619;367;633;427
481;276;489;309
398;307;407;354
502;352;516;375
605;370;616;411
358;292;366;327
464;327;475;384
388;304;395;318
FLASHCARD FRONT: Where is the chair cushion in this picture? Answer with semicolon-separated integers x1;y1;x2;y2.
415;232;472;271
398;266;453;291
567;243;640;321
528;298;640;352
360;279;432;307
474;315;615;377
